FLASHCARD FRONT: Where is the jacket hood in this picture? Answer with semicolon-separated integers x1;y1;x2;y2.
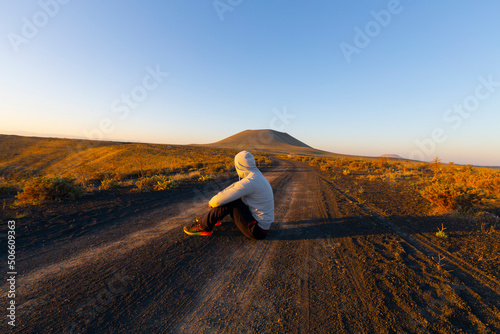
234;151;257;179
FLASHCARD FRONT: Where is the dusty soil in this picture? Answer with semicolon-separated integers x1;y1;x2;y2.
1;159;500;333
316;164;500;282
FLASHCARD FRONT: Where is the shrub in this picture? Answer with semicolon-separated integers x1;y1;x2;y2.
92;172;114;182
16;177;84;205
420;182;488;212
207;163;225;174
172;170;200;182
349;160;372;171
416;162;432;174
335;157;351;167
254;154;274;167
434;165;500;199
377;157;390;169
135;175;177;192
435;224;448;238
309;157;324;166
99;178;120;190
198;174;213;182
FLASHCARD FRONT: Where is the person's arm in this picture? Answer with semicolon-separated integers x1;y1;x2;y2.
209;179;253;208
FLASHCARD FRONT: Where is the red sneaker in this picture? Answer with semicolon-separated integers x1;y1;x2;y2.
183;222;213;236
195;217;221;227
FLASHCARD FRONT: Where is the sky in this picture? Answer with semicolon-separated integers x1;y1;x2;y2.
1;0;499;166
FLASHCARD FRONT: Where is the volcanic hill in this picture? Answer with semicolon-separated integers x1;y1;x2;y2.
206;129;330;155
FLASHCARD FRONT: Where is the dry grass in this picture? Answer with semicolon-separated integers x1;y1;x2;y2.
282;154;500;214
0;135;275;204
0;136;237;183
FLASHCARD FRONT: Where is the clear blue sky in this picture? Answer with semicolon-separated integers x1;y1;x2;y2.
1;0;499;166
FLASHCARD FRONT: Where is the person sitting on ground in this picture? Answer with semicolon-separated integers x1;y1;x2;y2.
183;150;274;240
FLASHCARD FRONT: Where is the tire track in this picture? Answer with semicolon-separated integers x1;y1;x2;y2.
6;163;292;333
412;232;500;294
172;160;299;333
314;167;500;332
312;174;386;332
8;159;500;333
3;203;204;297
317;170;500;293
174;160;325;333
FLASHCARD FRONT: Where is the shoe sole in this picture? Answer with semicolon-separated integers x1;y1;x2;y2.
183;226;213;236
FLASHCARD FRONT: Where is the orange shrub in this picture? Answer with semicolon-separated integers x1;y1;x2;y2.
420;182;488;212
16;177;84;205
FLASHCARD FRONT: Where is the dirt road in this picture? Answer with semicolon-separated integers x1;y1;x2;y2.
3;160;500;333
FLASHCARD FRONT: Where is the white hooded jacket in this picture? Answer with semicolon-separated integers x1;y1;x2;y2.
208;151;274;230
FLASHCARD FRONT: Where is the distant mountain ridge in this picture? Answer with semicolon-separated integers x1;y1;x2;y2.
379;154;406;159
205;130;420;161
2;133;497;167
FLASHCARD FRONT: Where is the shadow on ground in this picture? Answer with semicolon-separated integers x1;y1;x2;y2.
208;214;480;241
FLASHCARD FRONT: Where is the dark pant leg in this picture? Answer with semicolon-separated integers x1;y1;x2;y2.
229;199;259;240
248;221;269;240
200;199;267;240
199;203;233;231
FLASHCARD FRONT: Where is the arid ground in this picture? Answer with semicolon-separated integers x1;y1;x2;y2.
2;158;500;333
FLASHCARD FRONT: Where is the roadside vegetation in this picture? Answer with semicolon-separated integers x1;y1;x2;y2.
0;135;274;206
14;177;84;205
283;154;500;230
282;154;500;278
